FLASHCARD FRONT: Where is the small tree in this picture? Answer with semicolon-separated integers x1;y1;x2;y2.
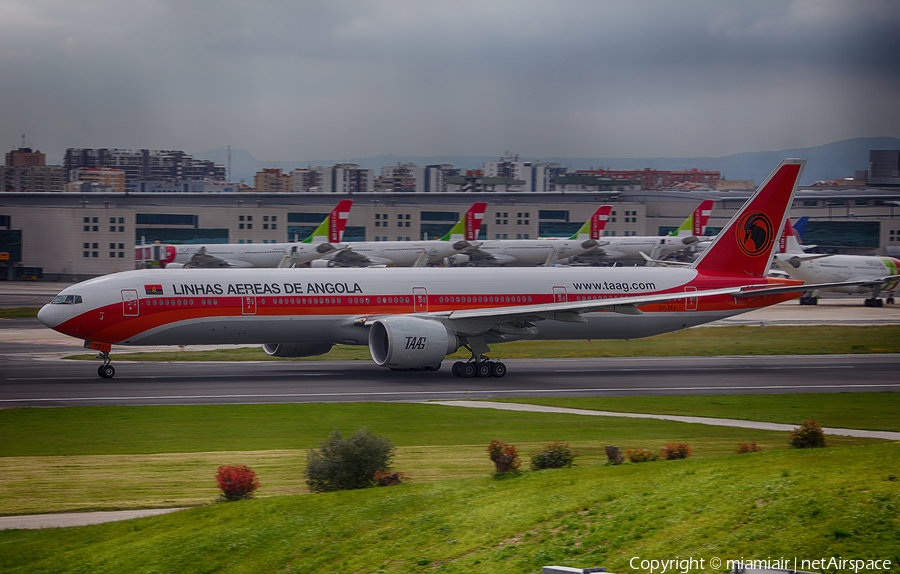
789;418;827;449
487;440;521;474
304;428;396;493
530;441;576;470
215;464;260;501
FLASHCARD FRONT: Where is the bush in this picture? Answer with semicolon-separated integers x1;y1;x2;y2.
660;442;691;460
530;441;576;470
487;440;521;474
789;418;827;449
736;441;763;454
215;464;260;501
304;428;396;493
624;448;658;463
373;470;409;486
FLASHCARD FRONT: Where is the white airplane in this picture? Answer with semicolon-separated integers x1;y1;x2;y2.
443;206;612;267
560;200;715;265
162;200;353;269
773;218;900;307
312;203;487;267
42;159;842;380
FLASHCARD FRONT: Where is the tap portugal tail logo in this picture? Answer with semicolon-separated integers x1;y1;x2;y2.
736;211;774;257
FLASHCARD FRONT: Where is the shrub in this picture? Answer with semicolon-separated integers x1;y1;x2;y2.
789;418;827;449
530;441;576;470
660;442;691;460
373;470;409;486
215;464;260;501
624;448;658;463
736;441;763;454
487;440;521;474
304;428;396;493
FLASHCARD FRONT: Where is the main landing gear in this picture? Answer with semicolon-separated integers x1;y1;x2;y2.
451;355;507;378
97;351;116;379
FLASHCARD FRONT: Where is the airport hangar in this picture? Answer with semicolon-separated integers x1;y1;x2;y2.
1;186;900;281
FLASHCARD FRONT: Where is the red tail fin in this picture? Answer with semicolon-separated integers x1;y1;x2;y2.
777;218;795;254
329;200;353;243
693;200;714;236
691;159;805;277
590;205;612;240
465;202;487;241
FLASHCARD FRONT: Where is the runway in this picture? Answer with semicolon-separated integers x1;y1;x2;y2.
2;284;899;408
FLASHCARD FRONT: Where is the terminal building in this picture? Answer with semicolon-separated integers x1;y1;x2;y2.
2;150;900;281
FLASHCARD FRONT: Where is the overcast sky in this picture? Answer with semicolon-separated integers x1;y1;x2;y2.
2;0;898;164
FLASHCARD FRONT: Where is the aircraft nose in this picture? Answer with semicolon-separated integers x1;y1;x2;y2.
37;304;57;328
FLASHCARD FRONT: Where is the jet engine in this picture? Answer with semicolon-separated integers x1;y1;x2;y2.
680;236;700;246
368;316;459;370
262;342;333;357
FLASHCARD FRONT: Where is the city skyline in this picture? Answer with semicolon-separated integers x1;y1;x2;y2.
1;1;898;163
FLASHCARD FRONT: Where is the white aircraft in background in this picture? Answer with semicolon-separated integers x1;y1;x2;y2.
161;200;353;269
41;159;846;380
559;200;715;265
312;203;487;267
444;206;612;267
773;218;900;307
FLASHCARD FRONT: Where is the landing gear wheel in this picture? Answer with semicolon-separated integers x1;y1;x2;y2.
98;364;116;379
460;362;476;378
476;361;493;378
888;297;896;305
452;361;463;377
799;295;817;305
491;361;507;378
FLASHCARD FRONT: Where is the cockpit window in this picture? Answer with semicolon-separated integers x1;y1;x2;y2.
51;295;83;304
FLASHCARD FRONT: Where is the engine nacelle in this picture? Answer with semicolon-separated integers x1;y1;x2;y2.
262;342;333;357
310;259;338;268
368;316;458;369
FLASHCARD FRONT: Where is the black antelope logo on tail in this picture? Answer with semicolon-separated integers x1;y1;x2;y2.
736;211;774;257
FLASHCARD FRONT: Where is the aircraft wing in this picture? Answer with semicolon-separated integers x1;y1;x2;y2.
184;247;232;268
430;285;753;323
731;277;900;297
324;249;381;267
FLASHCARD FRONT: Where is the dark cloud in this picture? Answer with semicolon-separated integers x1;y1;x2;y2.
1;0;897;163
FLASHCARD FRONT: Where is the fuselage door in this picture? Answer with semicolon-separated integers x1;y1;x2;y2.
413;287;428;312
684;286;698;311
121;289;139;317
553;286;567;303
242;296;257;315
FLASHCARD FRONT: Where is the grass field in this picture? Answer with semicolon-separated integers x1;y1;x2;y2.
0;396;895;516
63;325;900;361
1;442;897;573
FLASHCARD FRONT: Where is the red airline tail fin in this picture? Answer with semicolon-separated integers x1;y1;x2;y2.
329;200;353;243
465;202;487;241
691;159;805;277
590;205;612;240
693;199;714;236
777;218;795;254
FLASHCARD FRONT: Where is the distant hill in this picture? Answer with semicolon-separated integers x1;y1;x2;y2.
198;136;900;187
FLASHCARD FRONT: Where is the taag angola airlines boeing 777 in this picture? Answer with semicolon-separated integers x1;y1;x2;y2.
41;159;828;379
163;200;353;269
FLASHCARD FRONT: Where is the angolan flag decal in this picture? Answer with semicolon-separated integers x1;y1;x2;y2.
144;284;164;295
